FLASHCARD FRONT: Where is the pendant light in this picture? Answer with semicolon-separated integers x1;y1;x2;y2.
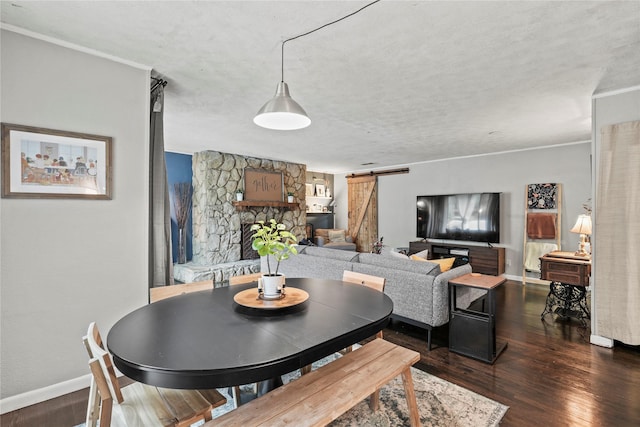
253;0;381;130
253;41;311;130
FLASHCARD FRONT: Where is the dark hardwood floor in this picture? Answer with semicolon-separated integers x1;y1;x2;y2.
2;280;638;426
386;280;640;427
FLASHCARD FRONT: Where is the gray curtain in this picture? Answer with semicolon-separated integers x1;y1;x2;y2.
594;120;640;345
149;85;174;288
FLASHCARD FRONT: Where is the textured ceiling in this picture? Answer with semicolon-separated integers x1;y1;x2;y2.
2;1;639;173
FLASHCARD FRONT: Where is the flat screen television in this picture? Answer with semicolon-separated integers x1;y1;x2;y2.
417;193;500;243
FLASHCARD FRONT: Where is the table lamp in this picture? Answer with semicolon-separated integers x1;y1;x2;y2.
570;214;592;257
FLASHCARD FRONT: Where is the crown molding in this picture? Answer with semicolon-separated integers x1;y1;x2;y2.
1;23;152;71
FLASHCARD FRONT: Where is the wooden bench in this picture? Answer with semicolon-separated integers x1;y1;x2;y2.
210;338;421;427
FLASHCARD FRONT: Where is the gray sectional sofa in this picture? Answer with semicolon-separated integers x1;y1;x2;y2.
261;245;485;349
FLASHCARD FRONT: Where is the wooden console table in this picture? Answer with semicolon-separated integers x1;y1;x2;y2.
539;251;591;324
449;274;507;364
409;241;505;276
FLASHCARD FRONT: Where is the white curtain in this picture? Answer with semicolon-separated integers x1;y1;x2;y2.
149;84;174;288
595;120;640;345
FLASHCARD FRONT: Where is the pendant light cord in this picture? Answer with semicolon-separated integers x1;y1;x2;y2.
280;0;381;82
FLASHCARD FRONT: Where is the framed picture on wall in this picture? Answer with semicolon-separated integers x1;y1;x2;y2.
305;183;314;196
1;123;112;199
315;184;325;197
243;168;284;201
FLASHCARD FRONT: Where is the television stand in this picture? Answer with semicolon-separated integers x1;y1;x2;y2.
409;241;505;276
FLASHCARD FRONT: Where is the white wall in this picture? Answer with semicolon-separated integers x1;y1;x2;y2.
335;143;592;278
0;29;150;407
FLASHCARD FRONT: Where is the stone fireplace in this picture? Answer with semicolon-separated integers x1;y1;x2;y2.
173;151;306;284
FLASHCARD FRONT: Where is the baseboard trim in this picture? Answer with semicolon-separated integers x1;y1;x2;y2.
590;334;614;348
0;374;91;415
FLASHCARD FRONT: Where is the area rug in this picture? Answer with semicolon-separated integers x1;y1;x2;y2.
211;350;508;427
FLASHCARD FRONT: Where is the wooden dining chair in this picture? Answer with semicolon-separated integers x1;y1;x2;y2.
149;280;214;303
83;322;225;426
149;282;247;408
153;277;257;408
342;270;388;405
342;270;387;350
228;272;262;286
301;270;387;377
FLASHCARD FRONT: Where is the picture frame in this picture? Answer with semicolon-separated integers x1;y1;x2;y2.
1;123;112;199
305;183;314;197
243;168;284;201
315;184;326;197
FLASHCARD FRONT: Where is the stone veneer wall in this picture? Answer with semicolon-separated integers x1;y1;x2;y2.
192;151;306;266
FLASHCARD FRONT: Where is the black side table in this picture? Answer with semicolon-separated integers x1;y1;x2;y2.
449;273;507;364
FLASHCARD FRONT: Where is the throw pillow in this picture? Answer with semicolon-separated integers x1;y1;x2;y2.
410;254;428;262
429;257;456;272
390;250;409;259
412;249;429;260
328;229;346;243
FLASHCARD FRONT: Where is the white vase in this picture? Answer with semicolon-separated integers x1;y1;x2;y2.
236;193;243;201
287;195;294;203
261;274;285;298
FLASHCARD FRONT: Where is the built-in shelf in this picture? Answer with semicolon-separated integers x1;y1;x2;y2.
232;200;298;210
306;196;333;214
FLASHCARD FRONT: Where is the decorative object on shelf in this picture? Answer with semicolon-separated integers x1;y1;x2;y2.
570;214;592;257
236;188;244;201
287;191;294;203
172;182;193;264
372;236;384;254
243;168;283;201
251;219;298;298
305;183;314;196
315;184;325;197
325;186;331;198
1;122;112;199
253;1;380;131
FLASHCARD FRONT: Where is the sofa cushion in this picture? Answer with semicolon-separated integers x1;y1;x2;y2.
324;242;357;251
282;256;353;281
303;246;360;262
389;250;409;259
356;253;439;275
328;229;346;242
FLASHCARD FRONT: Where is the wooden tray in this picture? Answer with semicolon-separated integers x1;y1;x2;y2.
233;287;309;310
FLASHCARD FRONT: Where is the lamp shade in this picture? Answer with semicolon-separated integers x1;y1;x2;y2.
253;82;311;130
570;214;592;235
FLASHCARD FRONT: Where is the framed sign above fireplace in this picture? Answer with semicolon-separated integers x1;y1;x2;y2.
244;168;283;201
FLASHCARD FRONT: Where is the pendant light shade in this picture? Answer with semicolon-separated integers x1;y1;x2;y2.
254;0;379;130
253;82;311;130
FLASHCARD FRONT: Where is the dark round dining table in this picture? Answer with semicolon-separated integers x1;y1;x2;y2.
107;277;393;390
